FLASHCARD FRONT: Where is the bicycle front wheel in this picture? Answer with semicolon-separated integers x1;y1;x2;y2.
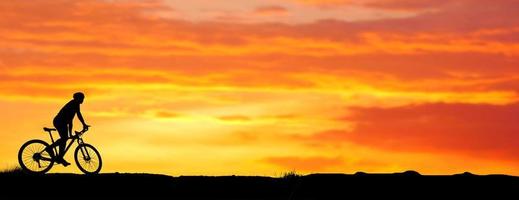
74;143;102;174
18;139;54;174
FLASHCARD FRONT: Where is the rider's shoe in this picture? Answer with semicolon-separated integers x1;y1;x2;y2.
62;161;71;167
57;157;70;167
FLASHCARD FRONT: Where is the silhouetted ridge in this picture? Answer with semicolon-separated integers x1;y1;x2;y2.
0;171;517;198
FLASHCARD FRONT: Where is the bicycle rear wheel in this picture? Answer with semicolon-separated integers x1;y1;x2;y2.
74;143;102;174
18;139;54;174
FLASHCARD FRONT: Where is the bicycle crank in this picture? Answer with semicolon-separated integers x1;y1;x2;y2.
33;153;42;168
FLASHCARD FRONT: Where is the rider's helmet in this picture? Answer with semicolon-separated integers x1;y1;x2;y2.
73;92;85;103
73;92;84;99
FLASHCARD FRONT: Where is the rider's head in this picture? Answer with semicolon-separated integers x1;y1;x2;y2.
73;92;85;104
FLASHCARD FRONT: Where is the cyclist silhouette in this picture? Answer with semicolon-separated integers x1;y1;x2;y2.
48;92;89;166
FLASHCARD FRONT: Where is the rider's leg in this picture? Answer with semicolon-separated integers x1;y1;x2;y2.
56;134;70;166
43;146;56;163
53;120;70;166
56;137;66;158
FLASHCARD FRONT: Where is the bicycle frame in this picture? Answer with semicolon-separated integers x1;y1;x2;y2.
41;130;91;162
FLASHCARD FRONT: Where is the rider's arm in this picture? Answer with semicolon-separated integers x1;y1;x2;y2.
77;105;88;127
68;123;73;137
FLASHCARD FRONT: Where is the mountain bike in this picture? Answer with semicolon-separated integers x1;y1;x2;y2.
18;126;102;174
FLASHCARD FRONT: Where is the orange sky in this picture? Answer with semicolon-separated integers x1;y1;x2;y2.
1;0;518;176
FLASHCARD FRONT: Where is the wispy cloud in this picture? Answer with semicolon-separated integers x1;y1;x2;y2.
253;5;288;16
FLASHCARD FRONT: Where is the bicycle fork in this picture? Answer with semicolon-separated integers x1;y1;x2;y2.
77;138;91;161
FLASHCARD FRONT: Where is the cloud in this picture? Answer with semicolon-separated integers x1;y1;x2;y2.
215;114;301;123
217;115;252;121
364;0;455;11
366;0;519;32
306;103;519;161
292;0;450;11
2;0;518;71
155;111;181;118
290;0;519;33
293;0;355;6
254;5;288;16
292;0;512;13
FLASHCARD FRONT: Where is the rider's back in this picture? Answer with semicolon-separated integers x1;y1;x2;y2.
54;100;79;123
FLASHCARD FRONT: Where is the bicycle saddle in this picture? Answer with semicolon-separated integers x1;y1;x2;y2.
43;127;57;132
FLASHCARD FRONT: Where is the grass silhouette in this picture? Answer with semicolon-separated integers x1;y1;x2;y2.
282;170;301;179
0;166;23;174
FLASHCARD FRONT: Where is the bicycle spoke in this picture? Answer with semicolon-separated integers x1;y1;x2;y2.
23;157;33;166
23;154;34;164
23;153;33;160
24;153;35;166
28;145;34;154
84;159;93;170
31;144;38;152
30;162;38;171
28;160;36;170
23;150;32;157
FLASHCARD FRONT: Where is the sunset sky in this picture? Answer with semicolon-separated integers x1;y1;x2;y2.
1;0;518;176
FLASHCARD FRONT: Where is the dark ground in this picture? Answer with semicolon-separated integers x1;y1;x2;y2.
0;170;517;199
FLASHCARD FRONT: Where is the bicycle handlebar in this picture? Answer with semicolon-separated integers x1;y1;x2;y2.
74;125;90;136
